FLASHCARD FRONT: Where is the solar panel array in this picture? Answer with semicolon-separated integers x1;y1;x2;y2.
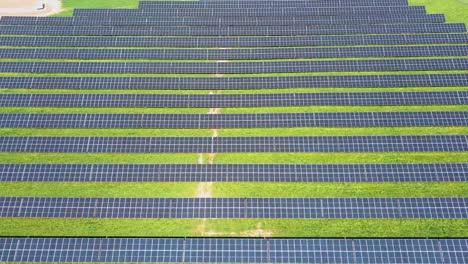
0;163;466;182
2;34;468;47
1;112;467;129
1;24;465;36
1;75;468;90
1;92;466;108
0;0;467;262
0;136;466;153
0;14;447;26
2;59;468;74
1;238;466;263
2;45;468;60
1;197;466;219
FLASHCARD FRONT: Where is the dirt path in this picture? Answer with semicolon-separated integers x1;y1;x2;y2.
0;0;62;17
195;92;222;198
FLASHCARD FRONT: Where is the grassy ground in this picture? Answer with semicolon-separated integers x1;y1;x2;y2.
1;219;466;237
410;0;468;25
0;0;466;239
0;127;466;137
57;0;140;16
1;182;465;198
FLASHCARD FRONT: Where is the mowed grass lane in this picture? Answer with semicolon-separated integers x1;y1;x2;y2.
0;0;467;237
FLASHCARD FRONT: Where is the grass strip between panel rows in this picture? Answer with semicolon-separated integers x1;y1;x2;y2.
0;127;466;137
1;219;466;237
0;182;466;198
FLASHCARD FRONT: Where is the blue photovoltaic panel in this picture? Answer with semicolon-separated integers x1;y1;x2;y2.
2;45;466;60
0;197;466;219
0;136;466;153
0;24;463;36
1;59;467;74
1;34;467;47
139;0;411;8
73;6;427;17
0;14;446;26
0;163;466;182
0;92;466;108
1;238;466;263
1;112;467;129
1;75;468;90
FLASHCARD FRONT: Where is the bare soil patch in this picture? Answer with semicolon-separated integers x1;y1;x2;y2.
0;0;61;17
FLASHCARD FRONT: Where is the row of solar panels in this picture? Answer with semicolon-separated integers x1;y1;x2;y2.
3;59;467;74
2;46;467;60
73;6;426;17
1;24;463;36
1;92;465;107
1;112;467;128
0;197;467;219
0;14;446;26
1;238;465;263
1;75;467;90
0;136;467;153
138;0;410;8
2;34;466;47
1;163;466;182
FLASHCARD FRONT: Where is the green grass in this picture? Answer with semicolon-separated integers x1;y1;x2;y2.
57;0;140;16
2;182;465;198
410;0;468;25
0;183;198;198
0;127;465;137
0;0;465;241
0;219;466;237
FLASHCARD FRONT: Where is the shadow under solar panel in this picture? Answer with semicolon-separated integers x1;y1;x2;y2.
0;163;466;182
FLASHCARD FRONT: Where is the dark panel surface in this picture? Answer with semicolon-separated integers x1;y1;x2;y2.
1;112;467;129
0;197;466;219
0;163;466;182
0;136;466;153
3;46;467;60
1;238;466;263
1;75;468;90
1;92;466;108
2;34;467;47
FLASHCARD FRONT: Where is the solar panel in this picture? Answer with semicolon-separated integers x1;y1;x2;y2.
0;197;466;219
1;112;467;129
3;45;467;60
1;34;466;48
1;238;466;263
139;0;410;8
1;74;468;90
0;136;466;153
1;92;466;108
1;24;463;36
73;6;427;17
1;59;467;74
0;163;466;182
0;14;446;26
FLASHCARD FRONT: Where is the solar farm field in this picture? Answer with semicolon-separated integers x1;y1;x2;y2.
0;0;467;262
